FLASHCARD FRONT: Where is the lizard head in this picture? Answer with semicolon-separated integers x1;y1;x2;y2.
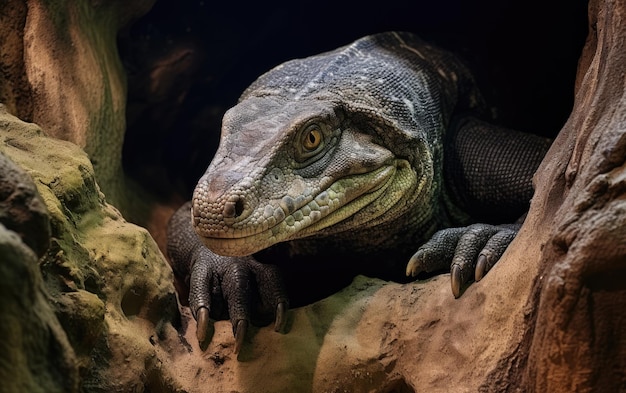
190;32;483;257
191;96;433;256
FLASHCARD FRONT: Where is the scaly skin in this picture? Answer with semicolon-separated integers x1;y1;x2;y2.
167;32;551;353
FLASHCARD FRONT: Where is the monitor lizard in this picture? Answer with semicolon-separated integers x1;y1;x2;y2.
166;31;551;353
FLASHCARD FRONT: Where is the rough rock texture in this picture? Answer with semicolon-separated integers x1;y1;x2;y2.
0;224;79;393
0;106;182;392
518;0;626;389
0;0;623;392
0;150;50;257
0;151;77;393
0;0;155;213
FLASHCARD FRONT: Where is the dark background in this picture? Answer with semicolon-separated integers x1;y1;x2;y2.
118;0;589;201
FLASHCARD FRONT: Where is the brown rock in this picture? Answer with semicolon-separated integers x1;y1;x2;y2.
0;0;156;213
0;0;623;392
517;0;626;390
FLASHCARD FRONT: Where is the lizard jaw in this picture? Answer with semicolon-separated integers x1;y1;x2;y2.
195;163;400;257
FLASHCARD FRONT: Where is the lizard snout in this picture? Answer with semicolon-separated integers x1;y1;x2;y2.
191;173;257;238
222;195;245;219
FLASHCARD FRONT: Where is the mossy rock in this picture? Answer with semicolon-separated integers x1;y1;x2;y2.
0;105;181;392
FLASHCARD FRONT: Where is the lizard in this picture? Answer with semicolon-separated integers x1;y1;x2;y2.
166;31;551;353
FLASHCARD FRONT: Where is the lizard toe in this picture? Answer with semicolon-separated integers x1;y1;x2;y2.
449;224;520;295
218;257;289;353
253;261;290;333
475;226;518;281
408;223;520;297
188;252;222;345
196;307;210;343
233;319;248;354
222;261;253;343
186;248;289;351
451;264;463;298
406;227;464;277
275;302;288;333
475;254;488;282
448;223;498;295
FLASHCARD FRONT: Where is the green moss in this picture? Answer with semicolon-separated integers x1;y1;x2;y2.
0;105;181;391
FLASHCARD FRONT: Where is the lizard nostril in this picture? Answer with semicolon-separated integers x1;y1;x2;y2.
223;197;245;218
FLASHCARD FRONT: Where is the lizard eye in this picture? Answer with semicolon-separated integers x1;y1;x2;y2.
295;123;326;162
302;127;323;151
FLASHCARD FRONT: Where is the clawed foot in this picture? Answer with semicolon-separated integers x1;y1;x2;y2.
167;203;289;354
406;223;519;298
188;250;289;353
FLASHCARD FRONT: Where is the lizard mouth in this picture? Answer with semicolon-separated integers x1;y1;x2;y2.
196;161;409;257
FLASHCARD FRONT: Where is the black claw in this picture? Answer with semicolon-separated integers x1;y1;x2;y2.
274;302;287;333
196;307;210;343
233;319;248;354
475;254;487;281
451;265;462;298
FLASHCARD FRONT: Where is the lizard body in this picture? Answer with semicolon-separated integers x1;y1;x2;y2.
167;32;551;352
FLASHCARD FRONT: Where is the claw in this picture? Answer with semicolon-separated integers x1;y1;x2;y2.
451;265;462;298
233;319;248;354
406;255;420;277
196;307;210;343
274;302;287;333
475;254;487;281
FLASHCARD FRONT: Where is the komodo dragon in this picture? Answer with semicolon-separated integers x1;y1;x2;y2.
167;31;551;353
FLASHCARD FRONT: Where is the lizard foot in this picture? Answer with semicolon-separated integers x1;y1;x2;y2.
405;223;519;298
189;250;289;353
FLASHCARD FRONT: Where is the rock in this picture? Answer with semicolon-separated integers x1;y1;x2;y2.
0;0;623;391
514;0;626;389
0;149;77;393
0;223;80;393
0;150;50;257
0;106;182;392
0;0;156;215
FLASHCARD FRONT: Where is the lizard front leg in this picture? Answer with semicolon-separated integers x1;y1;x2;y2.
167;202;288;352
406;222;519;297
407;117;551;297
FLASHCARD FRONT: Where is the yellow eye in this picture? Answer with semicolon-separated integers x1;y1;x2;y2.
295;123;327;163
302;127;322;151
